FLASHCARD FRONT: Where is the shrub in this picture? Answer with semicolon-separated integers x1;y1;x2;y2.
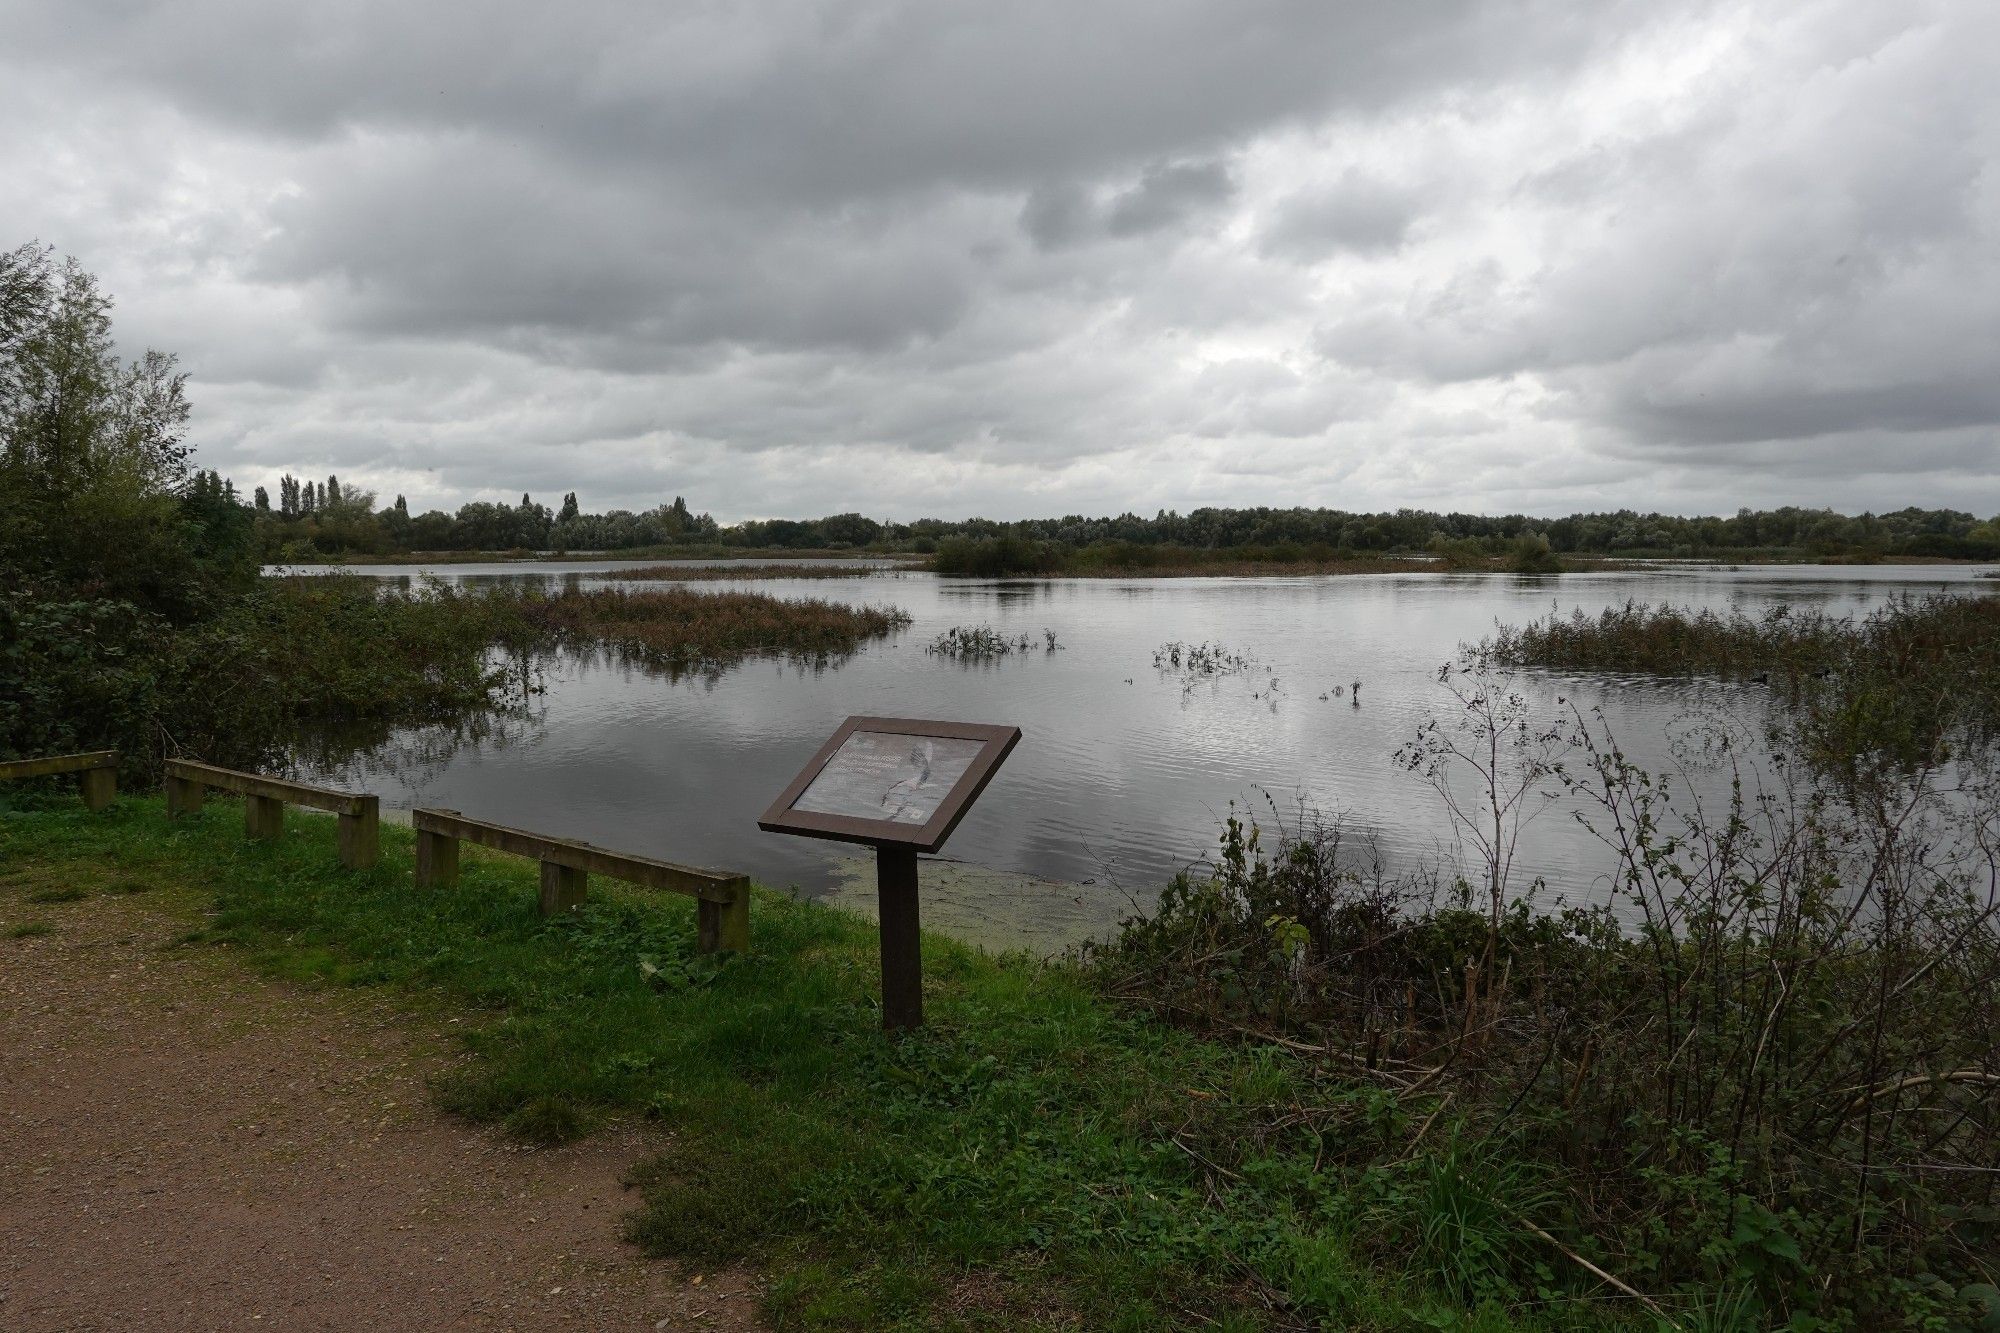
1095;686;2000;1324
930;536;1062;576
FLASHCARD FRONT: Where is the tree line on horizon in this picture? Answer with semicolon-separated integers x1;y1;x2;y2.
253;481;2000;561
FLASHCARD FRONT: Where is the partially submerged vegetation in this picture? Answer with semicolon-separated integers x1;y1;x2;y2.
3;574;911;781
1482;594;2000;769
506;584;911;675
925;624;1060;659
1152;640;1254;682
605;562;892;581
1093;665;2000;1328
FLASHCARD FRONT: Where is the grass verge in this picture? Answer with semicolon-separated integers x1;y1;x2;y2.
0;796;1642;1333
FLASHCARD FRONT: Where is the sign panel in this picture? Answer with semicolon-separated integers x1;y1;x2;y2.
759;716;1020;853
792;731;986;825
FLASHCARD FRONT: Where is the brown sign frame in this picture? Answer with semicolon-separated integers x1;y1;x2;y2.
757;716;1021;853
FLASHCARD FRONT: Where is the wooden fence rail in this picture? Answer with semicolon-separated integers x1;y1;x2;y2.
164;759;380;870
0;750;118;810
411;807;750;952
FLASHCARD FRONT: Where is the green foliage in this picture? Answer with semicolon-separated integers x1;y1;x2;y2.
5;799;1645;1332
0;243;253;621
1;544;912;779
1094;699;2000;1327
1503;532;1563;574
1424;533;1563;574
1356;1138;1560;1305
25;885;86;903
0;576;515;778
889;504;2000;565
930;535;1063;576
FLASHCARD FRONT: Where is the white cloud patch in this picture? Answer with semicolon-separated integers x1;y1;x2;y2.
1;0;1993;519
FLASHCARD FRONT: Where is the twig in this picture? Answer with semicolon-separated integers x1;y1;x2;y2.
1516;1217;1677;1327
1394;1092;1454;1163
1171;1135;1244;1182
1841;1070;2000;1120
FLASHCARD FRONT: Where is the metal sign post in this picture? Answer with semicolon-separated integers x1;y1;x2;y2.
759;716;1021;1030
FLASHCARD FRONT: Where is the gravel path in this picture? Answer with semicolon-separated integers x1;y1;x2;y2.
0;880;762;1331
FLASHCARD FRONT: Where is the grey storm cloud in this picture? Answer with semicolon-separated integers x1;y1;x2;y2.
1;0;1995;520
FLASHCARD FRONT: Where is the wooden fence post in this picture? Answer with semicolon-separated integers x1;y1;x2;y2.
697;879;752;954
338;796;380;870
165;774;205;818
415;828;459;889
245;794;285;840
79;765;116;811
538;861;588;916
876;845;923;1031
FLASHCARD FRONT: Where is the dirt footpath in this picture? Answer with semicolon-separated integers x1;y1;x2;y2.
0;886;761;1332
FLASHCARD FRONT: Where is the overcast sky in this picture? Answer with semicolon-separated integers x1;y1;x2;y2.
3;1;1995;522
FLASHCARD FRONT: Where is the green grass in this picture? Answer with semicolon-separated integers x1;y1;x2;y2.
6;919;54;938
0;798;1646;1332
26;884;88;903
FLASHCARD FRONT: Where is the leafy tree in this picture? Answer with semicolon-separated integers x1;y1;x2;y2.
0;242;243;619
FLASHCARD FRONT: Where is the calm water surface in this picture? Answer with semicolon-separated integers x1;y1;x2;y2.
281;561;1998;941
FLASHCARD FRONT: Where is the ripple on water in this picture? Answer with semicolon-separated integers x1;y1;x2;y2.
287;562;2000;946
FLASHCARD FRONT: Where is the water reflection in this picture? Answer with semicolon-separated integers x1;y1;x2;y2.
281;559;1999;946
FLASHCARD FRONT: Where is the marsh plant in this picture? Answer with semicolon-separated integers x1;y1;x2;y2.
1;575;913;782
606;563;886;582
926;623;1060;659
1483;594;2000;803
1099;662;2000;1327
1152;639;1252;678
506;584;911;674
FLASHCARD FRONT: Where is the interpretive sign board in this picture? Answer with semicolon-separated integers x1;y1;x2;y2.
759;717;1020;854
759;716;1021;1029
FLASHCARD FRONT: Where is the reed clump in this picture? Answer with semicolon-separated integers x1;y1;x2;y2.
1482;594;2000;769
1153;640;1252;678
505;585;911;672
926;624;1060;659
606;563;886;581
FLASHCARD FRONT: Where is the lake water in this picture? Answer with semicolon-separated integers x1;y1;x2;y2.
281;560;1998;947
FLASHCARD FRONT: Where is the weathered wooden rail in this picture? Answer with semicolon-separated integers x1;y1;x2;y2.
164;759;380;870
0;750;118;810
411;807;750;951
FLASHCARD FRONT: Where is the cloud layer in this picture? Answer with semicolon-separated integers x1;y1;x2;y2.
3;0;1994;519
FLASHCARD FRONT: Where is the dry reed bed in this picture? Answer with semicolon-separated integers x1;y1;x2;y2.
504;584;911;671
604;563;890;581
